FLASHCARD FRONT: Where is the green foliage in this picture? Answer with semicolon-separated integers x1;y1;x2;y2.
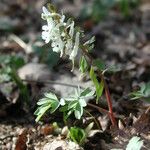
69;127;86;145
79;56;88;74
80;0;140;22
126;136;143;150
90;67;104;103
0;54;25;83
60;87;95;120
34;93;60;122
93;58;121;74
119;0;140;17
130;82;150;102
35;87;95;122
11;69;30;103
68;122;94;145
0;54;29;103
80;0;115;21
119;0;130;17
83;36;95;52
93;59;106;71
92;0;115;21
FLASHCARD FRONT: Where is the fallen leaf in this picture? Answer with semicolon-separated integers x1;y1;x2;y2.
15;128;28;150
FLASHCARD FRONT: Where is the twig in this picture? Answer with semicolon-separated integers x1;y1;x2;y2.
22;79;83;89
9;34;32;53
84;109;101;129
87;103;108;114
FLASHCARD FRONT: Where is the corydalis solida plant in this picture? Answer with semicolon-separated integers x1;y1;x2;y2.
35;3;116;126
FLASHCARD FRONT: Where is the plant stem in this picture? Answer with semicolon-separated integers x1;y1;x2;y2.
84;109;101;129
103;79;116;126
87;103;108;114
81;46;117;126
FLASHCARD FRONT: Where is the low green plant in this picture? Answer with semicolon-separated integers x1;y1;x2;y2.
130;82;150;102
80;0;140;22
68;122;94;145
69;127;86;145
119;0;140;18
35;87;95;122
35;3;117;144
0;54;29;103
0;55;24;83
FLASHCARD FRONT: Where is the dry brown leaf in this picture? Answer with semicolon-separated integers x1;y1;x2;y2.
15;128;28;150
41;124;54;136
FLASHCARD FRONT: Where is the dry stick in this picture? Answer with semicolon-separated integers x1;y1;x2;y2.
87;103;108;114
81;46;117;126
22;79;82;89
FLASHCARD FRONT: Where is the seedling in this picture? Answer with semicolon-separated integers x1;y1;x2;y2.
130;82;150;102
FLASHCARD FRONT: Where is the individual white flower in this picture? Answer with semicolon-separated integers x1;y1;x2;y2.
68;21;74;38
42;18;55;43
69;32;80;60
52;37;65;57
42;6;51;19
65;39;72;55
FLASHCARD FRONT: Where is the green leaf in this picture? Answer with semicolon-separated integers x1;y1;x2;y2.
85;122;94;134
119;0;130;17
106;65;122;73
37;98;52;105
93;59;105;71
34;92;60;122
34;104;51;122
50;100;60;113
79;56;88;73
69;127;86;145
143;82;150;97
83;36;95;52
130;82;150;101
10;56;25;70
59;105;68;112
97;79;104;102
44;93;58;101
79;99;87;107
90;67;104;103
74;103;83;119
80;88;95;98
83;36;95;45
68;101;78;109
126;136;143;150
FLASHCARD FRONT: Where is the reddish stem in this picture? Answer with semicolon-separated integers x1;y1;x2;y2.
87;103;109;114
81;46;117;127
103;79;116;126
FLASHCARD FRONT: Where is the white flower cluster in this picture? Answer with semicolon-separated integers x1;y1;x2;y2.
41;6;80;70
